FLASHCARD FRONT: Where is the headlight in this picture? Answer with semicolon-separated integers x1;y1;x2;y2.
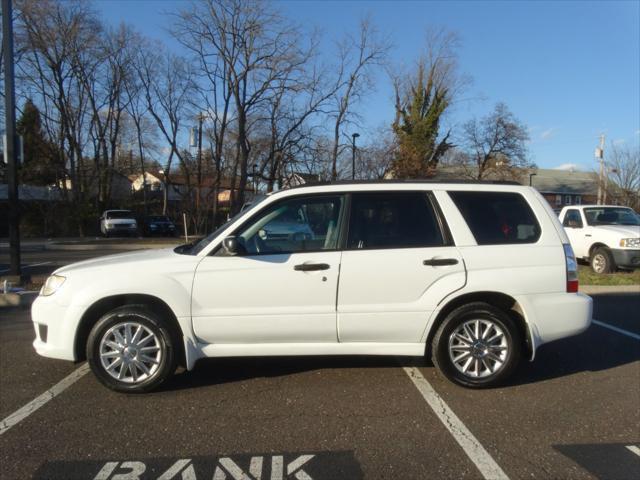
620;238;640;248
41;275;66;296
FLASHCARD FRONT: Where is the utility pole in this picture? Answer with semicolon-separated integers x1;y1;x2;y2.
2;0;21;276
351;133;360;180
595;134;605;205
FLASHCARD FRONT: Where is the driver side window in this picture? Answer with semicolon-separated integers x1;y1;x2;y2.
235;195;344;255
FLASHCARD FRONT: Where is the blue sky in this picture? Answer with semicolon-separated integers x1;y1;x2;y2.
96;0;640;171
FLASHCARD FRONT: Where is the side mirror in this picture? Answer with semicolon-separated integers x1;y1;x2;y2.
222;236;238;255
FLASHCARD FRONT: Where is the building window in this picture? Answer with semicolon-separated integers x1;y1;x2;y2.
555;195;562;207
575;196;581;205
564;195;572;205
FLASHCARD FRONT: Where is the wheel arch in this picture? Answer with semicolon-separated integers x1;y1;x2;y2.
74;294;186;367
425;291;533;359
588;242;608;258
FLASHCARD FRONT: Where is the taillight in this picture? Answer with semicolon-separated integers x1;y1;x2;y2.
563;243;579;293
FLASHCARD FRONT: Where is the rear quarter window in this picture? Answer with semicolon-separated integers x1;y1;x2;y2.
448;191;541;245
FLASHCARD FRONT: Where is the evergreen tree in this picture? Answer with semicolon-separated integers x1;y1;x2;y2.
391;62;453;178
17;99;60;185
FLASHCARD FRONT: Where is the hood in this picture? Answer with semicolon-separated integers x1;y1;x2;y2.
54;248;180;275
595;224;640;238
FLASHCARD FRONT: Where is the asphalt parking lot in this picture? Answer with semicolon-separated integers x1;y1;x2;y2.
1;248;639;479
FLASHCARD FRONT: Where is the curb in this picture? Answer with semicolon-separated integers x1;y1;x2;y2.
579;285;640;295
0;291;39;308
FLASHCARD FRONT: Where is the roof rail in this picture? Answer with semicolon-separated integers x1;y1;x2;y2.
286;179;522;189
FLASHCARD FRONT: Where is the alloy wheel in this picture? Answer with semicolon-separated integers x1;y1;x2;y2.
448;319;508;378
99;322;162;383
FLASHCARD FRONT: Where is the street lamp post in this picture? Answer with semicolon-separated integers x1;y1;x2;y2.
351;133;360;180
529;172;537;187
2;0;21;276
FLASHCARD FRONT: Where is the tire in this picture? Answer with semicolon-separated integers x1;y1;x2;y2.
591;247;615;274
87;305;178;393
431;302;522;388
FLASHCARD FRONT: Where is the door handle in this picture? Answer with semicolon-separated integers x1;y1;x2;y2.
585;234;592;237
294;263;330;271
423;258;459;266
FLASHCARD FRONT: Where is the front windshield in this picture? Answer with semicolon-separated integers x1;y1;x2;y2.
187;196;268;255
584;207;640;226
106;211;134;219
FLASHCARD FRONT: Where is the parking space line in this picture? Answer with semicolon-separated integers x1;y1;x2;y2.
592;319;640;341
627;445;640;457
403;367;509;480
0;364;89;436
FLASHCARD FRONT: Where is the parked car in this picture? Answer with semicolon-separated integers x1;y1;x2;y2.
33;181;592;393
559;205;640;273
141;215;177;237
99;210;138;237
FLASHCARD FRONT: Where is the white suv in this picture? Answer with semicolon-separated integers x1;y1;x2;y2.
32;182;592;392
99;210;138;237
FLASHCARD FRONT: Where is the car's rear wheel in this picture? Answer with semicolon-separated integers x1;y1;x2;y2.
591;247;615;274
431;302;522;388
87;306;177;393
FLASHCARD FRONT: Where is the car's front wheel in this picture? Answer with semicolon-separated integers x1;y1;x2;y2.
87;306;178;393
431;302;522;388
591;247;615;274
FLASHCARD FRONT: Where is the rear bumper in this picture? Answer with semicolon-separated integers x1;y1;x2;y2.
611;249;640;269
515;292;592;356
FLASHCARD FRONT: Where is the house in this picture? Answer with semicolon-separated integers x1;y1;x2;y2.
56;171;133;200
128;171;164;192
281;172;321;188
428;165;611;208
528;168;599;208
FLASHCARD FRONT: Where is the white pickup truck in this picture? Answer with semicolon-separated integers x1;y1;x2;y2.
559;205;640;273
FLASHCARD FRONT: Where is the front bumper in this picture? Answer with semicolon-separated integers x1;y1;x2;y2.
31;294;81;361
611;249;640;269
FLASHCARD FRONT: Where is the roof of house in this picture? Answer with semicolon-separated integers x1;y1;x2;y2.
530;168;599;195
429;165;599;196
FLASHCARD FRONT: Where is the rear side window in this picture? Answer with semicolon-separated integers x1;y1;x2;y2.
347;192;445;249
448;191;541;245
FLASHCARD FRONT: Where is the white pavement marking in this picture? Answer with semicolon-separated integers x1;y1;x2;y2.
593;319;640;341
0;364;89;436
626;445;640;457
403;367;509;480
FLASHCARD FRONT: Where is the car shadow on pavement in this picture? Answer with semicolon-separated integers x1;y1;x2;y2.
157;355;428;393
506;325;640;387
157;321;639;393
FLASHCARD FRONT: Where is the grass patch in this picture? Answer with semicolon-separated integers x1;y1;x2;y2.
578;265;640;286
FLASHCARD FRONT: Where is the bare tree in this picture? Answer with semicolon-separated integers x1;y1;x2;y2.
329;18;388;180
134;41;194;215
461;103;531;180
606;144;640;210
17;0;101;233
174;0;315;214
358;126;396;179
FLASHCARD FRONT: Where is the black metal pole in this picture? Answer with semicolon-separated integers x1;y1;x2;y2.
2;0;21;276
351;133;359;180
